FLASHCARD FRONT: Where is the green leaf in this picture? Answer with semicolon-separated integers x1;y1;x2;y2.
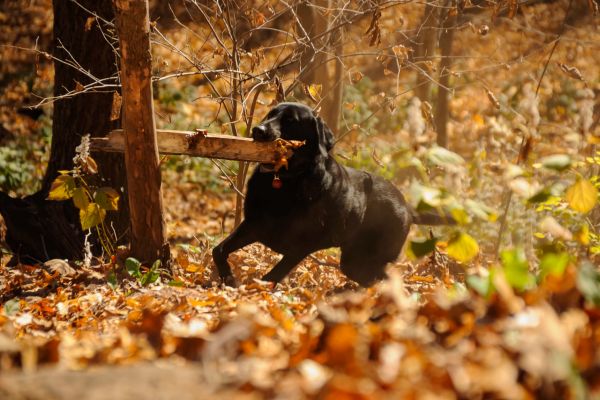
409;237;438;258
79;203;106;230
95;187;120;211
176;243;202;254
565;178;598;213
72;186;89;210
539;154;572;172
410;182;443;208
168;280;185;287
141;260;161;286
539;252;570;280
125;257;142;279
107;270;118;289
446;231;479;263
576;262;600;307
426;146;465;168
47;174;76;200
528;188;552;204
464;199;497;222
500;248;535;291
466;272;495;298
3;299;20;316
141;270;160;286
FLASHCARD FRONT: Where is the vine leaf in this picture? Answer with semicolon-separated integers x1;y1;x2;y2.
95;187;120;211
80;203;106;230
47;174;76;200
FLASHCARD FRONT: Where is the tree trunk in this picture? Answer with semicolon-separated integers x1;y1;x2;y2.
296;1;328;87
0;0;129;264
114;0;169;265
434;9;456;148
414;3;438;103
296;0;342;133
51;0;130;244
323;27;344;135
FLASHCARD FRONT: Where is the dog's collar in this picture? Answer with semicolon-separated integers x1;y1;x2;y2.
259;163;312;189
258;164;283;188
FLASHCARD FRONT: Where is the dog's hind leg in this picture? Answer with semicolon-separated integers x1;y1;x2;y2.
261;251;309;284
340;229;407;286
212;220;257;286
340;248;390;287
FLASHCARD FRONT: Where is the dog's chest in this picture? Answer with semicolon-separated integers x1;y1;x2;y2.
244;174;363;249
246;179;325;220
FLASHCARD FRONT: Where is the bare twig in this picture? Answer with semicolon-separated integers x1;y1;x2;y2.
493;0;574;258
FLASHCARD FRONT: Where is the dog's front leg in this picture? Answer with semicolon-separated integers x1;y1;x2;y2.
261;252;309;284
212;220;257;286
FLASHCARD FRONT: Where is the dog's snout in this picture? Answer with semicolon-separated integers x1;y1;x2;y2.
252;125;267;140
252;125;271;141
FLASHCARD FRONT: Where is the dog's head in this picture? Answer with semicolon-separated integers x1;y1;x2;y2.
252;103;334;170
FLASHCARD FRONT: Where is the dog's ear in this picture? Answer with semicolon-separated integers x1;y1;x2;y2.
315;116;334;157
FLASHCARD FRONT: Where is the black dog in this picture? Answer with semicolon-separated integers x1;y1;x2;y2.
213;102;451;287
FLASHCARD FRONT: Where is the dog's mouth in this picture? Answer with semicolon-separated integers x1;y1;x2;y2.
259;163;276;173
258;138;306;174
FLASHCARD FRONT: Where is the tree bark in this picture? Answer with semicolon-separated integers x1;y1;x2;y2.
434;9;456;148
296;1;328;87
296;0;342;132
0;0;129;264
114;0;169;265
324;27;344;135
414;3;438;103
51;0;130;244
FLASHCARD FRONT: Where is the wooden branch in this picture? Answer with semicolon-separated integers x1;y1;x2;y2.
90;129;302;164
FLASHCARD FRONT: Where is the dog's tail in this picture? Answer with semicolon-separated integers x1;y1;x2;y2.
411;210;456;226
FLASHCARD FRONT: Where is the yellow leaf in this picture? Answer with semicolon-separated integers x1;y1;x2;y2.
47;174;76;200
84;156;98;174
565;178;598;213
79;203;106;230
72;187;89;210
188;298;215;308
305;84;322;102
575;223;590;245
472;114;485;127
450;208;470;225
586;135;600;145
185;263;203;273
446;232;479;263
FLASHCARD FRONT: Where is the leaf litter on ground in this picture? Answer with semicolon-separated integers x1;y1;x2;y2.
1;241;599;399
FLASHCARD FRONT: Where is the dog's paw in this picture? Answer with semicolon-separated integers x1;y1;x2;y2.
221;275;238;288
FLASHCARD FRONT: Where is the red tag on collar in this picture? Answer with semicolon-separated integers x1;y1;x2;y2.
272;175;282;189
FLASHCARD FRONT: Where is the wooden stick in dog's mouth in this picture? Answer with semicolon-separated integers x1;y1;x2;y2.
259;138;305;173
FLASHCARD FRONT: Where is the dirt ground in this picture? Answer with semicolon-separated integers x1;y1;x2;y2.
0;362;258;400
